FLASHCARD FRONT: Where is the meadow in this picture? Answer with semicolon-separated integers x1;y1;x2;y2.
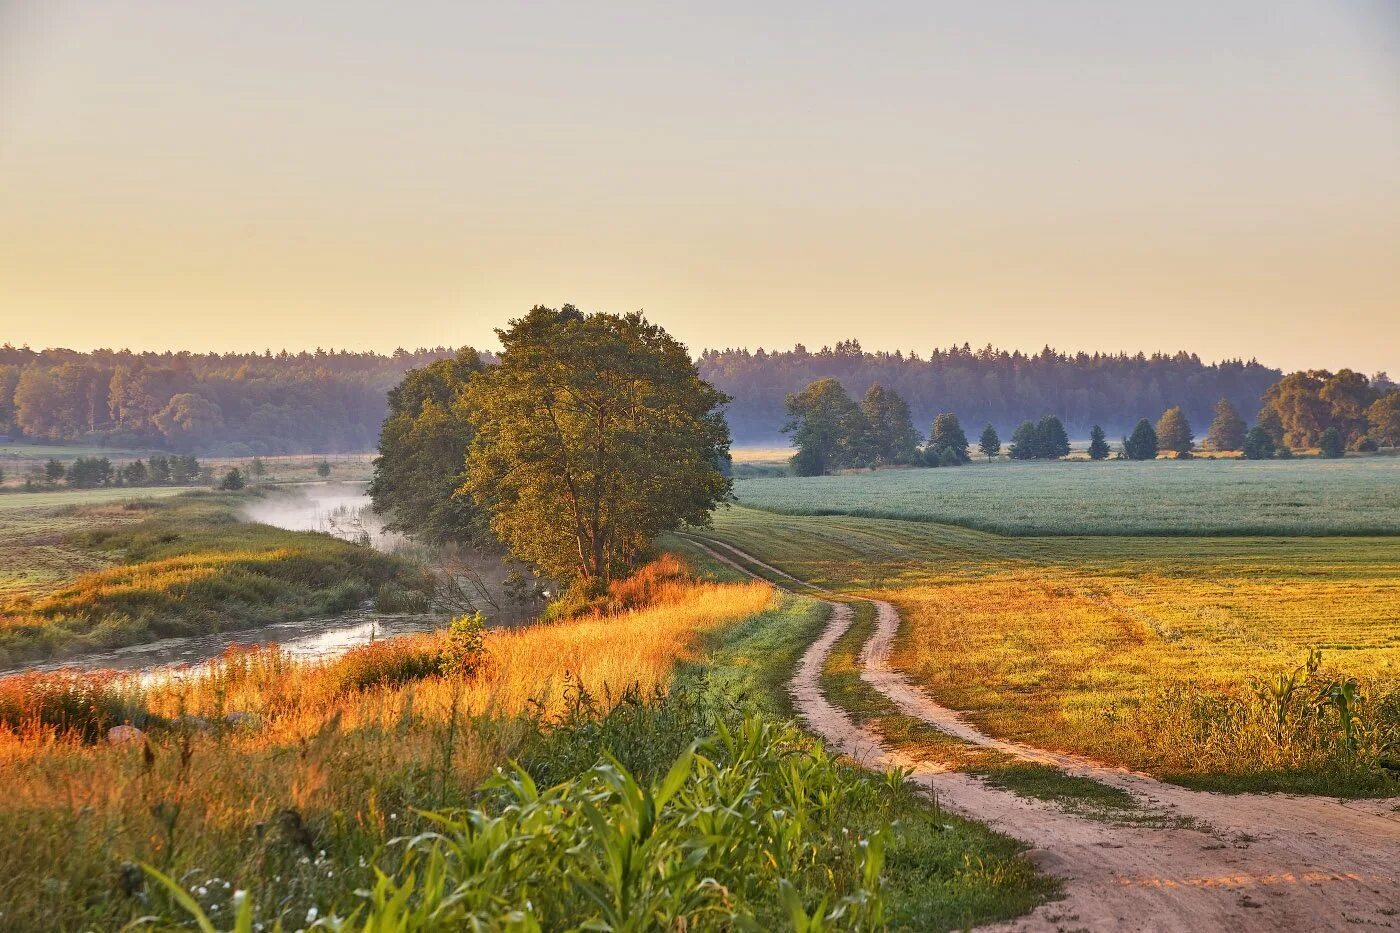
0;559;1048;931
0;490;419;666
733;456;1400;536
705;505;1400;795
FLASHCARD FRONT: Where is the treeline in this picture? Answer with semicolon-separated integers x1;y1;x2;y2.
783;370;1400;474
782;378;1078;473
14;455;211;491
0;345;459;454
699;341;1282;442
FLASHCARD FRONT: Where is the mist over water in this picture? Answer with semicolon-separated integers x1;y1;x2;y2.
241;481;407;551
1;481;442;678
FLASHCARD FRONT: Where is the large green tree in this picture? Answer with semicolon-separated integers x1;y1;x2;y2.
1007;420;1039;460
1242;426;1276;460
859;384;920;466
462;306;730;585
369;348;488;545
1203;398;1246;451
784;378;869;476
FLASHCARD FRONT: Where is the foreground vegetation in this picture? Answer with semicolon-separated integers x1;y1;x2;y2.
0;491;419;666
735;456;1400;537
0;562;1048;930
706;506;1400;796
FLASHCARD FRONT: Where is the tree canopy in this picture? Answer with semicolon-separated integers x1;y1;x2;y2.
1155;406;1194;456
1203;398;1247;451
926;413;971;465
978;424;1001;461
1088;425;1110;460
859;384;921;466
368;348;489;546
784;378;870;476
462;306;731;585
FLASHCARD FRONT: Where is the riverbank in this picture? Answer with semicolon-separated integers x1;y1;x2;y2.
0;490;428;667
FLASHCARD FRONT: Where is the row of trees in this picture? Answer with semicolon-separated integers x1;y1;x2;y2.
25;455;210;490
370;306;731;589
781;374;1396;472
0;345;460;454
781;379;1086;473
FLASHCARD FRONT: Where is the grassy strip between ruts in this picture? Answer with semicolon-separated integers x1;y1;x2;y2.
0;490;424;666
0;554;1051;931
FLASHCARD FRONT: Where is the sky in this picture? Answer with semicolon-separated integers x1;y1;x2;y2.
1;1;1397;373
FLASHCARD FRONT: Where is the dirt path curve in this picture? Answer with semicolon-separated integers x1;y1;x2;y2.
685;536;1400;932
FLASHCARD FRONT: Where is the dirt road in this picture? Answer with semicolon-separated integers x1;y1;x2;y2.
688;536;1400;932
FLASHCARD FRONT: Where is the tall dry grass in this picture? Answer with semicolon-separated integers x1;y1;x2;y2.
0;570;774;930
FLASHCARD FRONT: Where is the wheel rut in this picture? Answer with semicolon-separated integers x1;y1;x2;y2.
684;535;1400;932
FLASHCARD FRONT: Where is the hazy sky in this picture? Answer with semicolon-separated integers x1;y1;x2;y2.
2;1;1397;372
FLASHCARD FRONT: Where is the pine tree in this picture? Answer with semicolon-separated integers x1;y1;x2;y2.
1008;421;1039;460
1204;398;1247;451
978;424;1001;461
1035;416;1070;459
1123;419;1159;460
1155;406;1194;456
1088;425;1110;460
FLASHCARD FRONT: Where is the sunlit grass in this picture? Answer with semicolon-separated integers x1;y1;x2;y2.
708;506;1400;795
0;573;775;928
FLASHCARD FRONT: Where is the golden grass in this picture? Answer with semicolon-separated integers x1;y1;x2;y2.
708;506;1400;793
0;573;775;928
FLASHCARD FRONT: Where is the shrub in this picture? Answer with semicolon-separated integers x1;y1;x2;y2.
439;612;486;676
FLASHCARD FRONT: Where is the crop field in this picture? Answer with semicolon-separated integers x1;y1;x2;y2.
733;456;1400;536
705;505;1400;795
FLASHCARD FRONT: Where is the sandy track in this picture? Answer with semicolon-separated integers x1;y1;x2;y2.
685;536;1400;932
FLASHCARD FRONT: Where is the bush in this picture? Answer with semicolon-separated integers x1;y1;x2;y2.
439;612;486;676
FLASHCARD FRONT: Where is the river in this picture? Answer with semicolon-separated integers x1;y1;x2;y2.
6;482;446;676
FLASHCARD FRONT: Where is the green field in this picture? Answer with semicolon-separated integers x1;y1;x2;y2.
734;457;1400;536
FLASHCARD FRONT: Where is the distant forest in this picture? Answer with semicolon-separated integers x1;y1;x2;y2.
697;342;1284;442
0;345;457;454
0;340;1357;451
